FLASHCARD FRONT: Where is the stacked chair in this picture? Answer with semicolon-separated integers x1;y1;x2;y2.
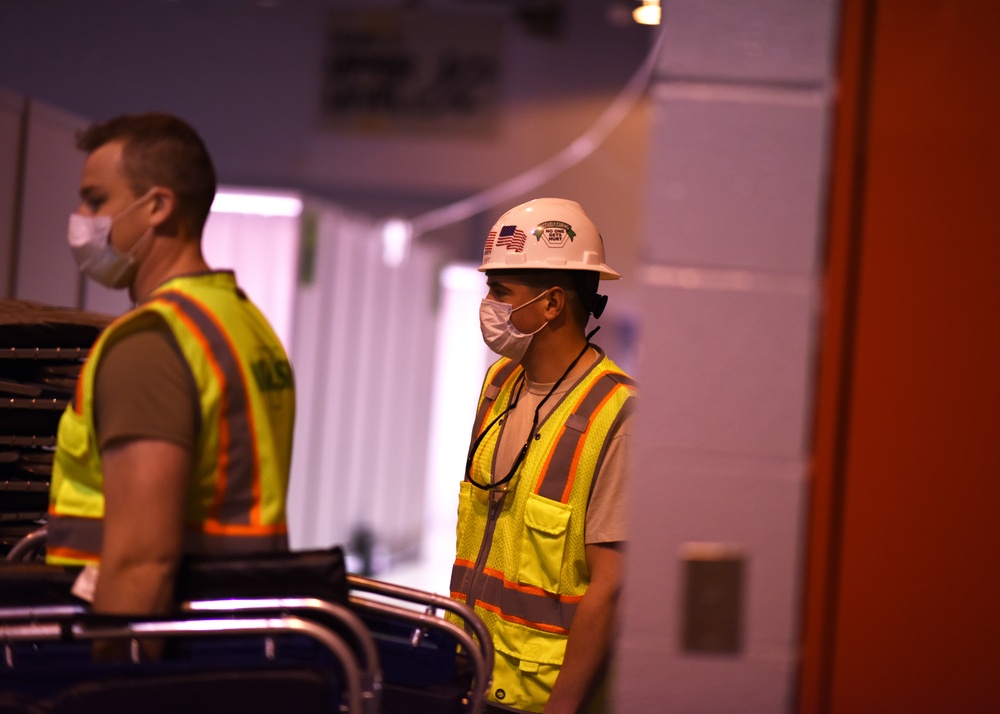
0;299;110;558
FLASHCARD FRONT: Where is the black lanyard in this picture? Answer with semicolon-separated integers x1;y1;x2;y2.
465;341;592;491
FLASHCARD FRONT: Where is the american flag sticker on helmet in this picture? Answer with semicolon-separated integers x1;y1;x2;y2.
485;225;528;260
496;225;527;251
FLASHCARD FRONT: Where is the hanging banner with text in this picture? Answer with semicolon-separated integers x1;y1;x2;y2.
322;9;502;135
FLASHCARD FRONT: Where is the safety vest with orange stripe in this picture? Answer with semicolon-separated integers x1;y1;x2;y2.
47;271;295;566
450;350;637;712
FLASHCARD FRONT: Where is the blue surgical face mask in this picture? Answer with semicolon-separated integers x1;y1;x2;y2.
67;191;155;289
478;289;551;362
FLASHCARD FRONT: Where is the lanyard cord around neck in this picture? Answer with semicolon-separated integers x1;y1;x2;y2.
465;340;593;491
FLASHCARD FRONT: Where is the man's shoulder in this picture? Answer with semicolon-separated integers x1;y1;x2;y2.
100;313;183;372
592;353;637;390
484;356;522;384
100;306;174;352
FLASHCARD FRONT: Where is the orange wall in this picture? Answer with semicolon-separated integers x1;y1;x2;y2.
801;0;1000;711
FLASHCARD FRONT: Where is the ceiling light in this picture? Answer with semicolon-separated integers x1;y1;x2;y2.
211;190;302;217
633;0;661;26
381;218;412;268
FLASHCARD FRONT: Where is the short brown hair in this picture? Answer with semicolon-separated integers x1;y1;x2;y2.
489;269;601;327
76;112;217;236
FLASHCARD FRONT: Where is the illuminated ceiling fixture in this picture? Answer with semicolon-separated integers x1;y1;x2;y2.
211;189;302;217
381;218;412;268
632;0;661;26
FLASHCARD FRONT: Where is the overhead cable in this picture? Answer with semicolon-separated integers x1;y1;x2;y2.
409;26;667;238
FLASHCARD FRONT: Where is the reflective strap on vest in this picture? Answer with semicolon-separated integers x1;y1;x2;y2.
154;290;260;526
535;372;637;504
47;514;102;562
47;513;288;561
450;561;580;634
472;359;521;439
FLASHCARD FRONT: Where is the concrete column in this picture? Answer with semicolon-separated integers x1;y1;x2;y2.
618;2;841;710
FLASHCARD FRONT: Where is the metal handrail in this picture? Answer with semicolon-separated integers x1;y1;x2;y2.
76;615;365;714
1;614;365;714
347;574;494;714
347;573;494;678
5;524;48;562
186;596;382;714
3;527;493;714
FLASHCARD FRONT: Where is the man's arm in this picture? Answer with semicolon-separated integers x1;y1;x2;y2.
91;438;190;616
544;542;622;714
90;321;197;617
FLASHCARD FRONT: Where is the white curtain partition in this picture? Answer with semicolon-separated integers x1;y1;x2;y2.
284;203;439;567
204;196;440;571
415;264;495;591
203;209;300;354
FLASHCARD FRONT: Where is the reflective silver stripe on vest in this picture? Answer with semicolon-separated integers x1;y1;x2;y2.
472;360;521;439
156;291;259;525
47;514;103;557
47;514;287;558
535;372;637;504
450;562;578;633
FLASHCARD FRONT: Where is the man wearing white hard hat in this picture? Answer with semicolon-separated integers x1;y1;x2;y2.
450;198;637;713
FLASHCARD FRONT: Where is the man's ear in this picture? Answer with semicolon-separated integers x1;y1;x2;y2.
543;286;567;318
148;186;176;230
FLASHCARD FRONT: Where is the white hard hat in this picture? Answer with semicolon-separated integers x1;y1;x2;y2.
478;198;621;280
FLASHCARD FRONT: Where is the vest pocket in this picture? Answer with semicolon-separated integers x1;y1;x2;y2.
518;493;571;592
55;407;90;459
491;617;565;712
51;406;103;517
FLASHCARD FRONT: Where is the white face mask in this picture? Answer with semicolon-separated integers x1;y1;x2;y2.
479;289;551;362
67;191;155;289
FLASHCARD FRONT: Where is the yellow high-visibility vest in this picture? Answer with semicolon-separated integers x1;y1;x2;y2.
451;349;637;712
47;272;295;565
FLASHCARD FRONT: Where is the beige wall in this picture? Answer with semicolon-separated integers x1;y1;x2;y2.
0;93;88;308
0;89;23;298
618;2;841;710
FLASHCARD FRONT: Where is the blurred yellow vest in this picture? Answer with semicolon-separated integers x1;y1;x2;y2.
47;272;295;565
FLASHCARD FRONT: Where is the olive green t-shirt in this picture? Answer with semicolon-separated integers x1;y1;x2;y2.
93;314;200;452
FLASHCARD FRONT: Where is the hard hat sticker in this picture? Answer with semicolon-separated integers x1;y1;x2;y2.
488;224;528;254
532;221;576;248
